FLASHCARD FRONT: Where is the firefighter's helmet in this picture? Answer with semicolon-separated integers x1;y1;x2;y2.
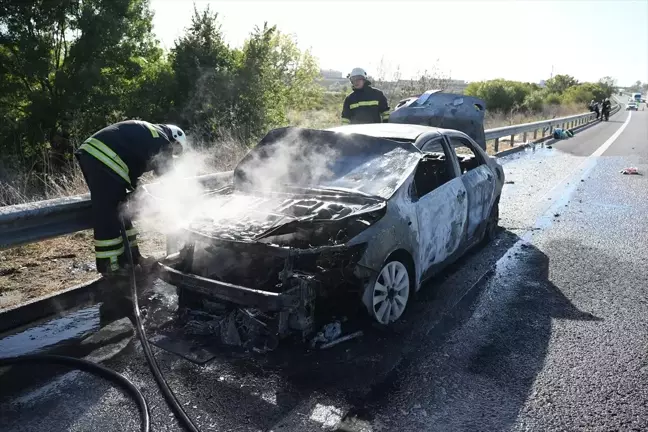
165;124;187;154
348;67;368;80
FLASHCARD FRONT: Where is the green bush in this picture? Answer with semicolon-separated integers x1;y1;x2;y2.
466;74;615;114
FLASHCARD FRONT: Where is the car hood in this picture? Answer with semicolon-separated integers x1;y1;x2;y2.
185;186;387;248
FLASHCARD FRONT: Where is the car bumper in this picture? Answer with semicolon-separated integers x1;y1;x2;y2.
157;259;299;311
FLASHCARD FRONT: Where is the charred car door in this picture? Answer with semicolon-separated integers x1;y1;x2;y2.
445;133;496;241
413;137;468;277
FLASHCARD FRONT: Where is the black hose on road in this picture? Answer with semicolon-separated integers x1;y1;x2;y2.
120;219;201;432
0;354;151;432
0;219;203;432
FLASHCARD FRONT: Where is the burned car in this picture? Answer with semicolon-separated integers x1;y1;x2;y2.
156;123;504;348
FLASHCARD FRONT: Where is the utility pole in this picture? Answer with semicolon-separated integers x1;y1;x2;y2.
550;65;554;79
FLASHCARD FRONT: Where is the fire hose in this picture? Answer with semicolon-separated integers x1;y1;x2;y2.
0;219;202;432
119;218;201;432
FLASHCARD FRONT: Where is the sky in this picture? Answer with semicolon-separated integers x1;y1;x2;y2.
150;0;648;86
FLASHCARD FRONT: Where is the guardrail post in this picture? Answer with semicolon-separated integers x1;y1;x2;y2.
522;132;527;143
510;134;515;147
542;128;546;137
494;138;499;153
533;129;538;140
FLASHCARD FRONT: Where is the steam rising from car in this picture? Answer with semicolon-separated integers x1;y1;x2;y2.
124;129;342;246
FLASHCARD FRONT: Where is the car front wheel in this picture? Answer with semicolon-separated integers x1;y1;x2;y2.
368;260;411;325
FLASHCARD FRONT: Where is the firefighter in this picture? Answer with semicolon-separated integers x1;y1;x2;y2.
341;68;390;125
75;120;186;278
601;98;612;120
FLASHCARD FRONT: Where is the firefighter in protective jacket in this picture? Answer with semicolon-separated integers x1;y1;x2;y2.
75;120;186;276
341;68;390;124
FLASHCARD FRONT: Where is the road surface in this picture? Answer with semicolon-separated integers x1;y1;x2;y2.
1;104;647;432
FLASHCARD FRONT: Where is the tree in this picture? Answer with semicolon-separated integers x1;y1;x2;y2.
169;5;236;142
465;79;532;112
233;24;323;141
233;23;280;140
627;80;643;93
271;33;322;112
523;90;546;112
597;76;617;97
0;0;162;170
544;74;578;94
562;83;606;105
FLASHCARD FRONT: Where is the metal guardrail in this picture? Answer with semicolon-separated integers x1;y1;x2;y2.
485;104;621;152
0;172;233;250
0;104;623;251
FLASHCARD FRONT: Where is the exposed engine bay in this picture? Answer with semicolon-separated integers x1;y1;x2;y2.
159;186;386;352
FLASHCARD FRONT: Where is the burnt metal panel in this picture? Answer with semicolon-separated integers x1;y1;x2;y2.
389;91;487;150
158;263;297;311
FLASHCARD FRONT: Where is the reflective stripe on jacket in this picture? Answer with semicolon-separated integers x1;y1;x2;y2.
76;120;174;188
341;85;390;125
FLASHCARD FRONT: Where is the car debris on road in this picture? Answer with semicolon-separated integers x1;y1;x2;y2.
620;167;640;175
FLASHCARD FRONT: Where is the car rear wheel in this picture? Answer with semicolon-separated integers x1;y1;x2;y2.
368;260;411;325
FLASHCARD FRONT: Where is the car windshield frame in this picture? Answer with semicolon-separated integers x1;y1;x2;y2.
233;127;423;199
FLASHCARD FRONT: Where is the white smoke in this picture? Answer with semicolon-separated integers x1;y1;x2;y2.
235;129;341;193
126;129;341;247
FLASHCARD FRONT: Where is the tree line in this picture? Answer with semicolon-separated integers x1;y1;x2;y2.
464;75;617;114
0;0;624;188
0;0;322;178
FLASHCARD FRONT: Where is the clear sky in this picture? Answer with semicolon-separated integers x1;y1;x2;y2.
150;0;648;86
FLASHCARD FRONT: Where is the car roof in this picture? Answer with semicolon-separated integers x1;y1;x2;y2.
326;123;444;142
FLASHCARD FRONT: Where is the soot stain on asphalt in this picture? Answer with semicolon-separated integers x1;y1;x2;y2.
337;237;603;432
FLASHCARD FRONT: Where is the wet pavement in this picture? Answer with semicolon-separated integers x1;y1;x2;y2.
2;107;648;431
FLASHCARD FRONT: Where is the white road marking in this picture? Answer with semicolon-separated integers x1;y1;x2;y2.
455;107;634;310
538;110;632;206
591;111;633;156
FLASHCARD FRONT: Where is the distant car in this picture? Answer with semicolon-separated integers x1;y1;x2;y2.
156;122;504;348
627;102;638;111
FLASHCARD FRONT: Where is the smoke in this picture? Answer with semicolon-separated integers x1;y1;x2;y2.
128;149;214;236
236;128;341;193
125;128;341;248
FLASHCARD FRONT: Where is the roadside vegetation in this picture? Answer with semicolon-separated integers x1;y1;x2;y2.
0;0;618;208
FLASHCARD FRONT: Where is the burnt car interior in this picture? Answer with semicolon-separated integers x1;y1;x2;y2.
413;138;455;198
389;92;488;150
413;154;454;198
448;137;484;174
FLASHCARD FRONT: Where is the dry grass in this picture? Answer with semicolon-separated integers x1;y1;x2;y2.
484;103;586;129
0;136;247;308
0;232;95;310
287;103;590;155
287;109;341;130
0;164;88;207
484;103;590;154
0;222;166;311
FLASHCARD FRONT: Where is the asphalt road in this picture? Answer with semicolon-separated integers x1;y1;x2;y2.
1;105;647;432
